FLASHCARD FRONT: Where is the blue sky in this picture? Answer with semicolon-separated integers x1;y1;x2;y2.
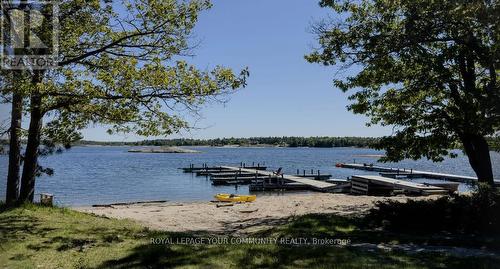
1;0;391;141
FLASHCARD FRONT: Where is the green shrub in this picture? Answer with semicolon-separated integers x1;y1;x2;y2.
366;185;500;235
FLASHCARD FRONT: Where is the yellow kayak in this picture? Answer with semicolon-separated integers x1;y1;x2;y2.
215;193;256;202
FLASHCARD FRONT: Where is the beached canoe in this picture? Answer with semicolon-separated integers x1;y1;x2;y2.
214;193;256;202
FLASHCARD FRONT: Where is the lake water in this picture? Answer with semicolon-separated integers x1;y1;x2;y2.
0;146;499;206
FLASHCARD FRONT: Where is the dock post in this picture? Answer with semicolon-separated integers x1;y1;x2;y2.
311;169;313;174
318;170;320;176
252;162;255;166
303;170;306;176
297;169;299;175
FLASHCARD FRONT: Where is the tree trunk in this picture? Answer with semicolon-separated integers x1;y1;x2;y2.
5;91;23;205
19;74;43;203
461;134;494;186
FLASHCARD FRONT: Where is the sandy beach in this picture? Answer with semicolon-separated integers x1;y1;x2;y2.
76;193;434;235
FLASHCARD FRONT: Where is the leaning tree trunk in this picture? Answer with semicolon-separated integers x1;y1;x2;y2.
5;91;23;205
461;134;494;186
19;86;43;203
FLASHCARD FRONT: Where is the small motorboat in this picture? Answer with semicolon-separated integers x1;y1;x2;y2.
215;193;256;202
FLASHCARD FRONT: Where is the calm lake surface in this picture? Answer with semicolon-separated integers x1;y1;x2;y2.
0;146;499;206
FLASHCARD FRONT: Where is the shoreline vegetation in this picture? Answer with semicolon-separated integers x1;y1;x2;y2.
1;136;499;150
4;136;498;150
78;136;380;148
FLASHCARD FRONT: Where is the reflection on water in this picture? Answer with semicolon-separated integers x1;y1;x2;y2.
0;146;498;206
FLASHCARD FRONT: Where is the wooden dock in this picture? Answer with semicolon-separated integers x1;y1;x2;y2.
209;173;331;181
221;166;338;192
182;164;267;173
209;172;262;178
185;164;332;184
338;163;479;183
351;175;450;195
180;163;458;195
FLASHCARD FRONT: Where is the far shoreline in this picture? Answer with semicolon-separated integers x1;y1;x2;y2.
75;144;372;149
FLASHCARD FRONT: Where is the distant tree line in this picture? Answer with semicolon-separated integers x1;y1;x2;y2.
74;136;379;148
2;136;499;150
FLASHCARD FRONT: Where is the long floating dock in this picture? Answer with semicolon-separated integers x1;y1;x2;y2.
221;166;338;192
182;163;267;173
338;163;478;183
183;166;267;173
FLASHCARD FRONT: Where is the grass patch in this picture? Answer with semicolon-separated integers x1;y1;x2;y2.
0;202;499;268
0;204;148;268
